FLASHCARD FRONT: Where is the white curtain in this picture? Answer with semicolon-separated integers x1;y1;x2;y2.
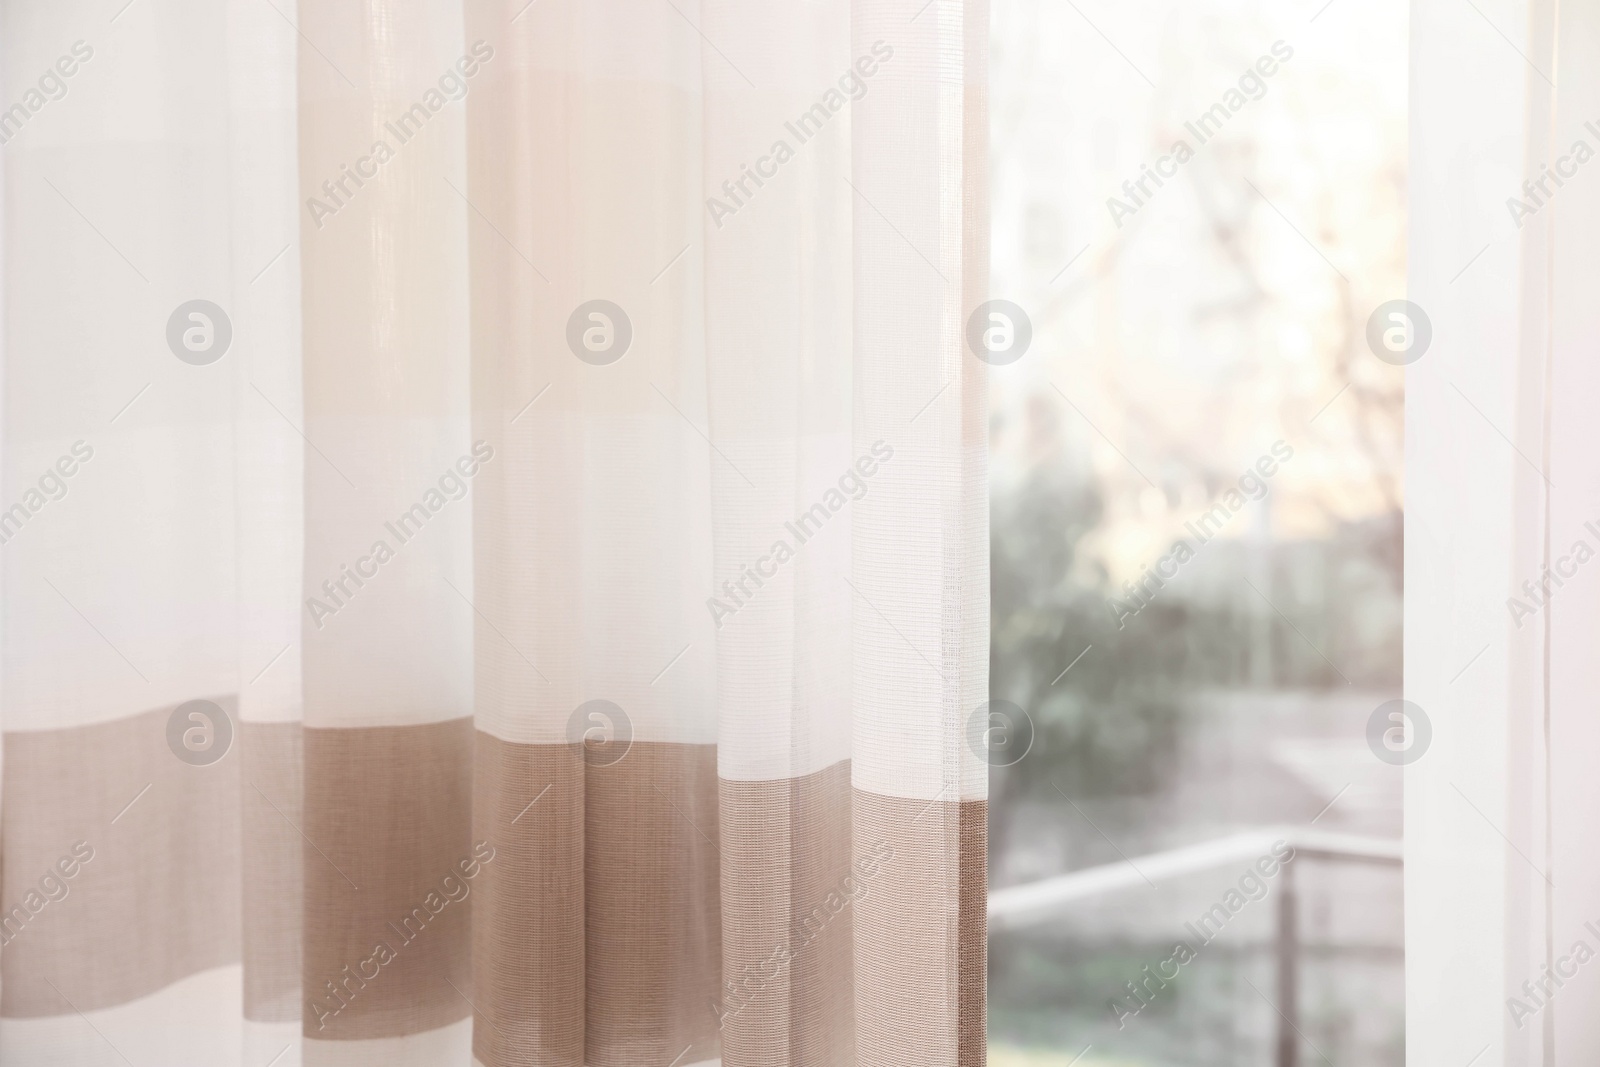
1409;0;1600;1063
0;0;989;1064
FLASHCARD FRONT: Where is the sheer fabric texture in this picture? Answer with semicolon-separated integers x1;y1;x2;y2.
1409;0;1600;1061
0;0;988;1065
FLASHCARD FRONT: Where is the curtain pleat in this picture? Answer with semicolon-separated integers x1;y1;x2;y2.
0;0;988;1063
1409;0;1600;1060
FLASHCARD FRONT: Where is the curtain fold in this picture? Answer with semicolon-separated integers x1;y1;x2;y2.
1409;0;1600;1062
0;0;988;1064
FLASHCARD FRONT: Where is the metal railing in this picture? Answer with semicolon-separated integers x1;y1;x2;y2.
989;827;1403;1067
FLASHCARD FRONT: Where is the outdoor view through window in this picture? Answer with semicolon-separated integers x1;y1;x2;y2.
984;0;1407;1062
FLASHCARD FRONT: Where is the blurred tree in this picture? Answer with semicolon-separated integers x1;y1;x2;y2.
987;452;1401;863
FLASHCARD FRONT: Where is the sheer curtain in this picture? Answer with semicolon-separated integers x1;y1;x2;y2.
1409;0;1600;1063
0;1;988;1065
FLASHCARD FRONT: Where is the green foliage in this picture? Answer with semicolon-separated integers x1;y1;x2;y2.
991;464;1184;802
990;459;1402;806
